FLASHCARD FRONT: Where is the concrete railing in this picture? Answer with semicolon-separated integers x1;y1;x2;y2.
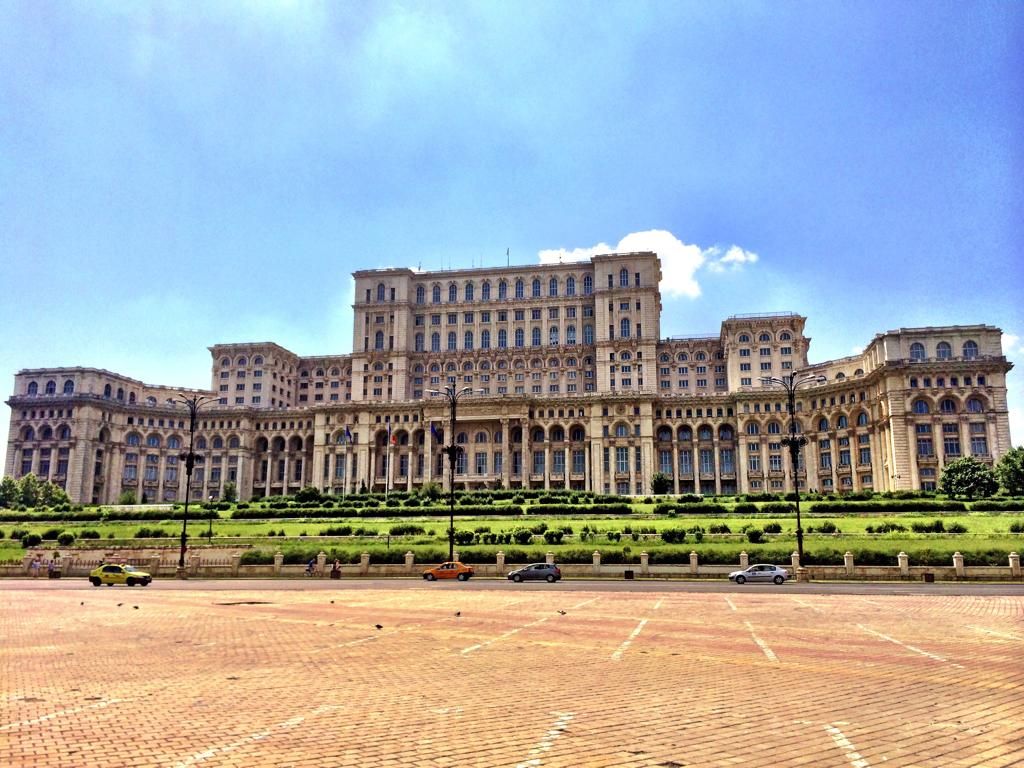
3;548;1021;581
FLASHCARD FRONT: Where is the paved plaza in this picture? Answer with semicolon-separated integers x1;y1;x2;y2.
2;581;1022;768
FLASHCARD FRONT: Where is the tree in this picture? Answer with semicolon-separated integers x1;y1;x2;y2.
994;446;1024;496
294;485;321;503
39;481;70;508
651;472;671;495
221;482;238;503
18;474;42;508
0;476;19;508
940;457;998;500
117;490;137;505
419;481;442;501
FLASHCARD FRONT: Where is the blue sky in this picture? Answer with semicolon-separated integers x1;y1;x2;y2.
1;0;1022;445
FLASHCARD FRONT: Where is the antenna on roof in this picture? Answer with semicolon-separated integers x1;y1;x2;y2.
506;247;510;268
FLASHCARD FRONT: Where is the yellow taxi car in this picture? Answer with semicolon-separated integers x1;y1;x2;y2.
89;563;153;587
422;561;474;581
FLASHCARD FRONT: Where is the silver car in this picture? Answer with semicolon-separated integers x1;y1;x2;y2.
507;563;562;583
728;563;789;585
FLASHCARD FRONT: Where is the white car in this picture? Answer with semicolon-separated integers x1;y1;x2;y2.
728;564;789;585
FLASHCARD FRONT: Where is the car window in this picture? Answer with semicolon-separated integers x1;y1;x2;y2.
103;565;120;573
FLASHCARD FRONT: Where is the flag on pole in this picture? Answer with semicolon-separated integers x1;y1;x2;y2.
430;422;442;443
344;425;352;444
390;424;397;445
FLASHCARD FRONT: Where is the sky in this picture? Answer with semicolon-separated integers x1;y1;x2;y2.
1;0;1022;447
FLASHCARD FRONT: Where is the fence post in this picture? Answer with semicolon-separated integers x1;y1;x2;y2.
592;550;601;575
844;551;854;577
231;552;242;577
273;550;284;575
898;551;909;578
359;552;370;576
545;551;555;565
404;551;415;574
739;551;749;568
791;550;801;570
640;551;649;576
189;554;200;577
1010;552;1021;578
316;551;327;577
689;551;699;575
952;551;965;579
495;551;505;576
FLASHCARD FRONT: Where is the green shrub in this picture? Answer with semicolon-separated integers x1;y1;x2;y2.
814;521;838;534
454;530;476;545
945;522;968;534
40;527;62;540
605;530;622;542
21;533;42;547
809;500;966;513
763;522;782;534
661;528;687;544
512;529;534;545
57;532;76;545
732;503;758;514
320;525;354;536
746;528;764;544
1009;521;1024;533
865;521;907;533
542;530;564;544
708;523;731;534
388;524;426;536
911;520;945;533
971;500;1024;511
761;502;795;515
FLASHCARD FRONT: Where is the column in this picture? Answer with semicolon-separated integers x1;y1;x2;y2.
501;418;510;488
691;435;699;495
563;448;570;490
584;443;591;492
713;437;722;495
282;455;290;496
672;442;680;494
627;443;635;496
407;447;414;492
265;452;272;497
543;444;550;490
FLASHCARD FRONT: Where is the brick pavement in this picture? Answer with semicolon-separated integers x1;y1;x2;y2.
2;583;1022;768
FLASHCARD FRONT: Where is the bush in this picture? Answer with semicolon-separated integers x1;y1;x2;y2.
542;530;565;544
732;503;758;514
21;533;43;547
134;527;170;538
865;521;907;534
814;521;838;534
808;500;966;513
661;528;688;544
512;529;534;545
911;520;946;533
945;522;968;534
763;522;782;534
971;500;1024;511
1010;521;1024;533
320;525;354;536
605;530;622;542
453;530;476;546
746;529;764;544
388;524;426;536
761;503;795;515
57;532;76;545
708;523;731;534
40;527;62;540
11;528;29;541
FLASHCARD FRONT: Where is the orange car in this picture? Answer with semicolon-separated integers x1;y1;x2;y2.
422;561;474;581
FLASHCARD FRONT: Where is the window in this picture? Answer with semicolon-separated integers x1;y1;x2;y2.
910;342;926;360
515;329;525;347
465;282;474;302
448;284;457;302
447;332;457;350
619;268;629;287
481;330;490;349
566;276;576;296
549;277;558;296
620;318;631;338
936;341;952;359
532;278;541;297
416;285;425;304
962;340;978;359
498;329;508;348
549;326;559;345
481;282;491;301
966;397;983;413
583;275;593;295
499;281;508;299
432;285;441;303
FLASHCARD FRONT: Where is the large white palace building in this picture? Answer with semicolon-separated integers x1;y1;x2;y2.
4;252;1014;504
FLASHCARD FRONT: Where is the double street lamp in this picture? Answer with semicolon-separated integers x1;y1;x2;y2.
760;373;825;568
175;392;219;576
427;385;478;562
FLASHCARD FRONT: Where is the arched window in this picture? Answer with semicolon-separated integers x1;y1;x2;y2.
837;415;848;428
583;325;594;344
818;417;830;431
566;325;577;345
146;435;161;447
570;426;585;441
940;398;956;414
432;285;441;303
448;284;457;303
414;333;424;352
475;431;488;444
498;329;508;348
128;392;136;404
376;283;386;301
212;436;224;449
532;427;546;442
126;433;141;446
431;333;441;352
698;426;713;440
498;281;508;299
936;341;952;360
966;397;983;413
447;332;457;350
566;276;576;296
619;268;629;287
416;285;425;304
530;278;540;297
45;380;56;395
620;318;631;339
196;437;207;450
481;330;490;349
962;340;978;359
514;279;524;298
481;281;491;301
254;356;263;365
738;334;750;343
550;426;565;441
515;329;525;348
746;422;760;435
116;388;124;401
583;275;593;295
229;436;240;449
464;331;474;350
780;332;792;341
103;384;112;398
465;282;474;302
531;327;541;347
759;333;772;342
615;424;629;438
910;342;926;361
912;400;930;414
549;277;558;296
767;422;781;434
719;425;734;440
549;326;559;346
63;379;74;394
58;426;71;440
374;331;384;350
27;381;39;395
677;352;688;362
167;436;181;449
856;412;869;426
656;426;672;442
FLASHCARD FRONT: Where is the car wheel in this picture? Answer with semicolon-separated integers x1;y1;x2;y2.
735;575;746;584
546;574;556;583
425;573;436;581
457;573;468;581
512;574;522;583
773;575;785;585
106;582;113;587
142;580;151;587
90;577;101;587
126;578;136;587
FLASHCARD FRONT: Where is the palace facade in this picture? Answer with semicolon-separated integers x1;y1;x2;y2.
4;252;1014;504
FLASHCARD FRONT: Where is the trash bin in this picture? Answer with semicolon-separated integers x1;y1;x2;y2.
624;569;634;580
923;572;934;583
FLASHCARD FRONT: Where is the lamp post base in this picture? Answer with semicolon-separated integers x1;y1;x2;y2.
175;566;188;580
796;567;809;583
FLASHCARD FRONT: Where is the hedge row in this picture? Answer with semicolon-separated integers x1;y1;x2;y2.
970;500;1024;511
0;508;217;523
232;505;526;519
806;501;967;514
656;503;729;515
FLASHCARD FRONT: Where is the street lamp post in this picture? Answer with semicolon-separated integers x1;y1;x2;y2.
427;386;475;562
760;373;825;568
175;393;218;577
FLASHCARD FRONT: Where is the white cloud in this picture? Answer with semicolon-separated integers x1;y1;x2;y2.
1002;332;1021;356
538;229;759;300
